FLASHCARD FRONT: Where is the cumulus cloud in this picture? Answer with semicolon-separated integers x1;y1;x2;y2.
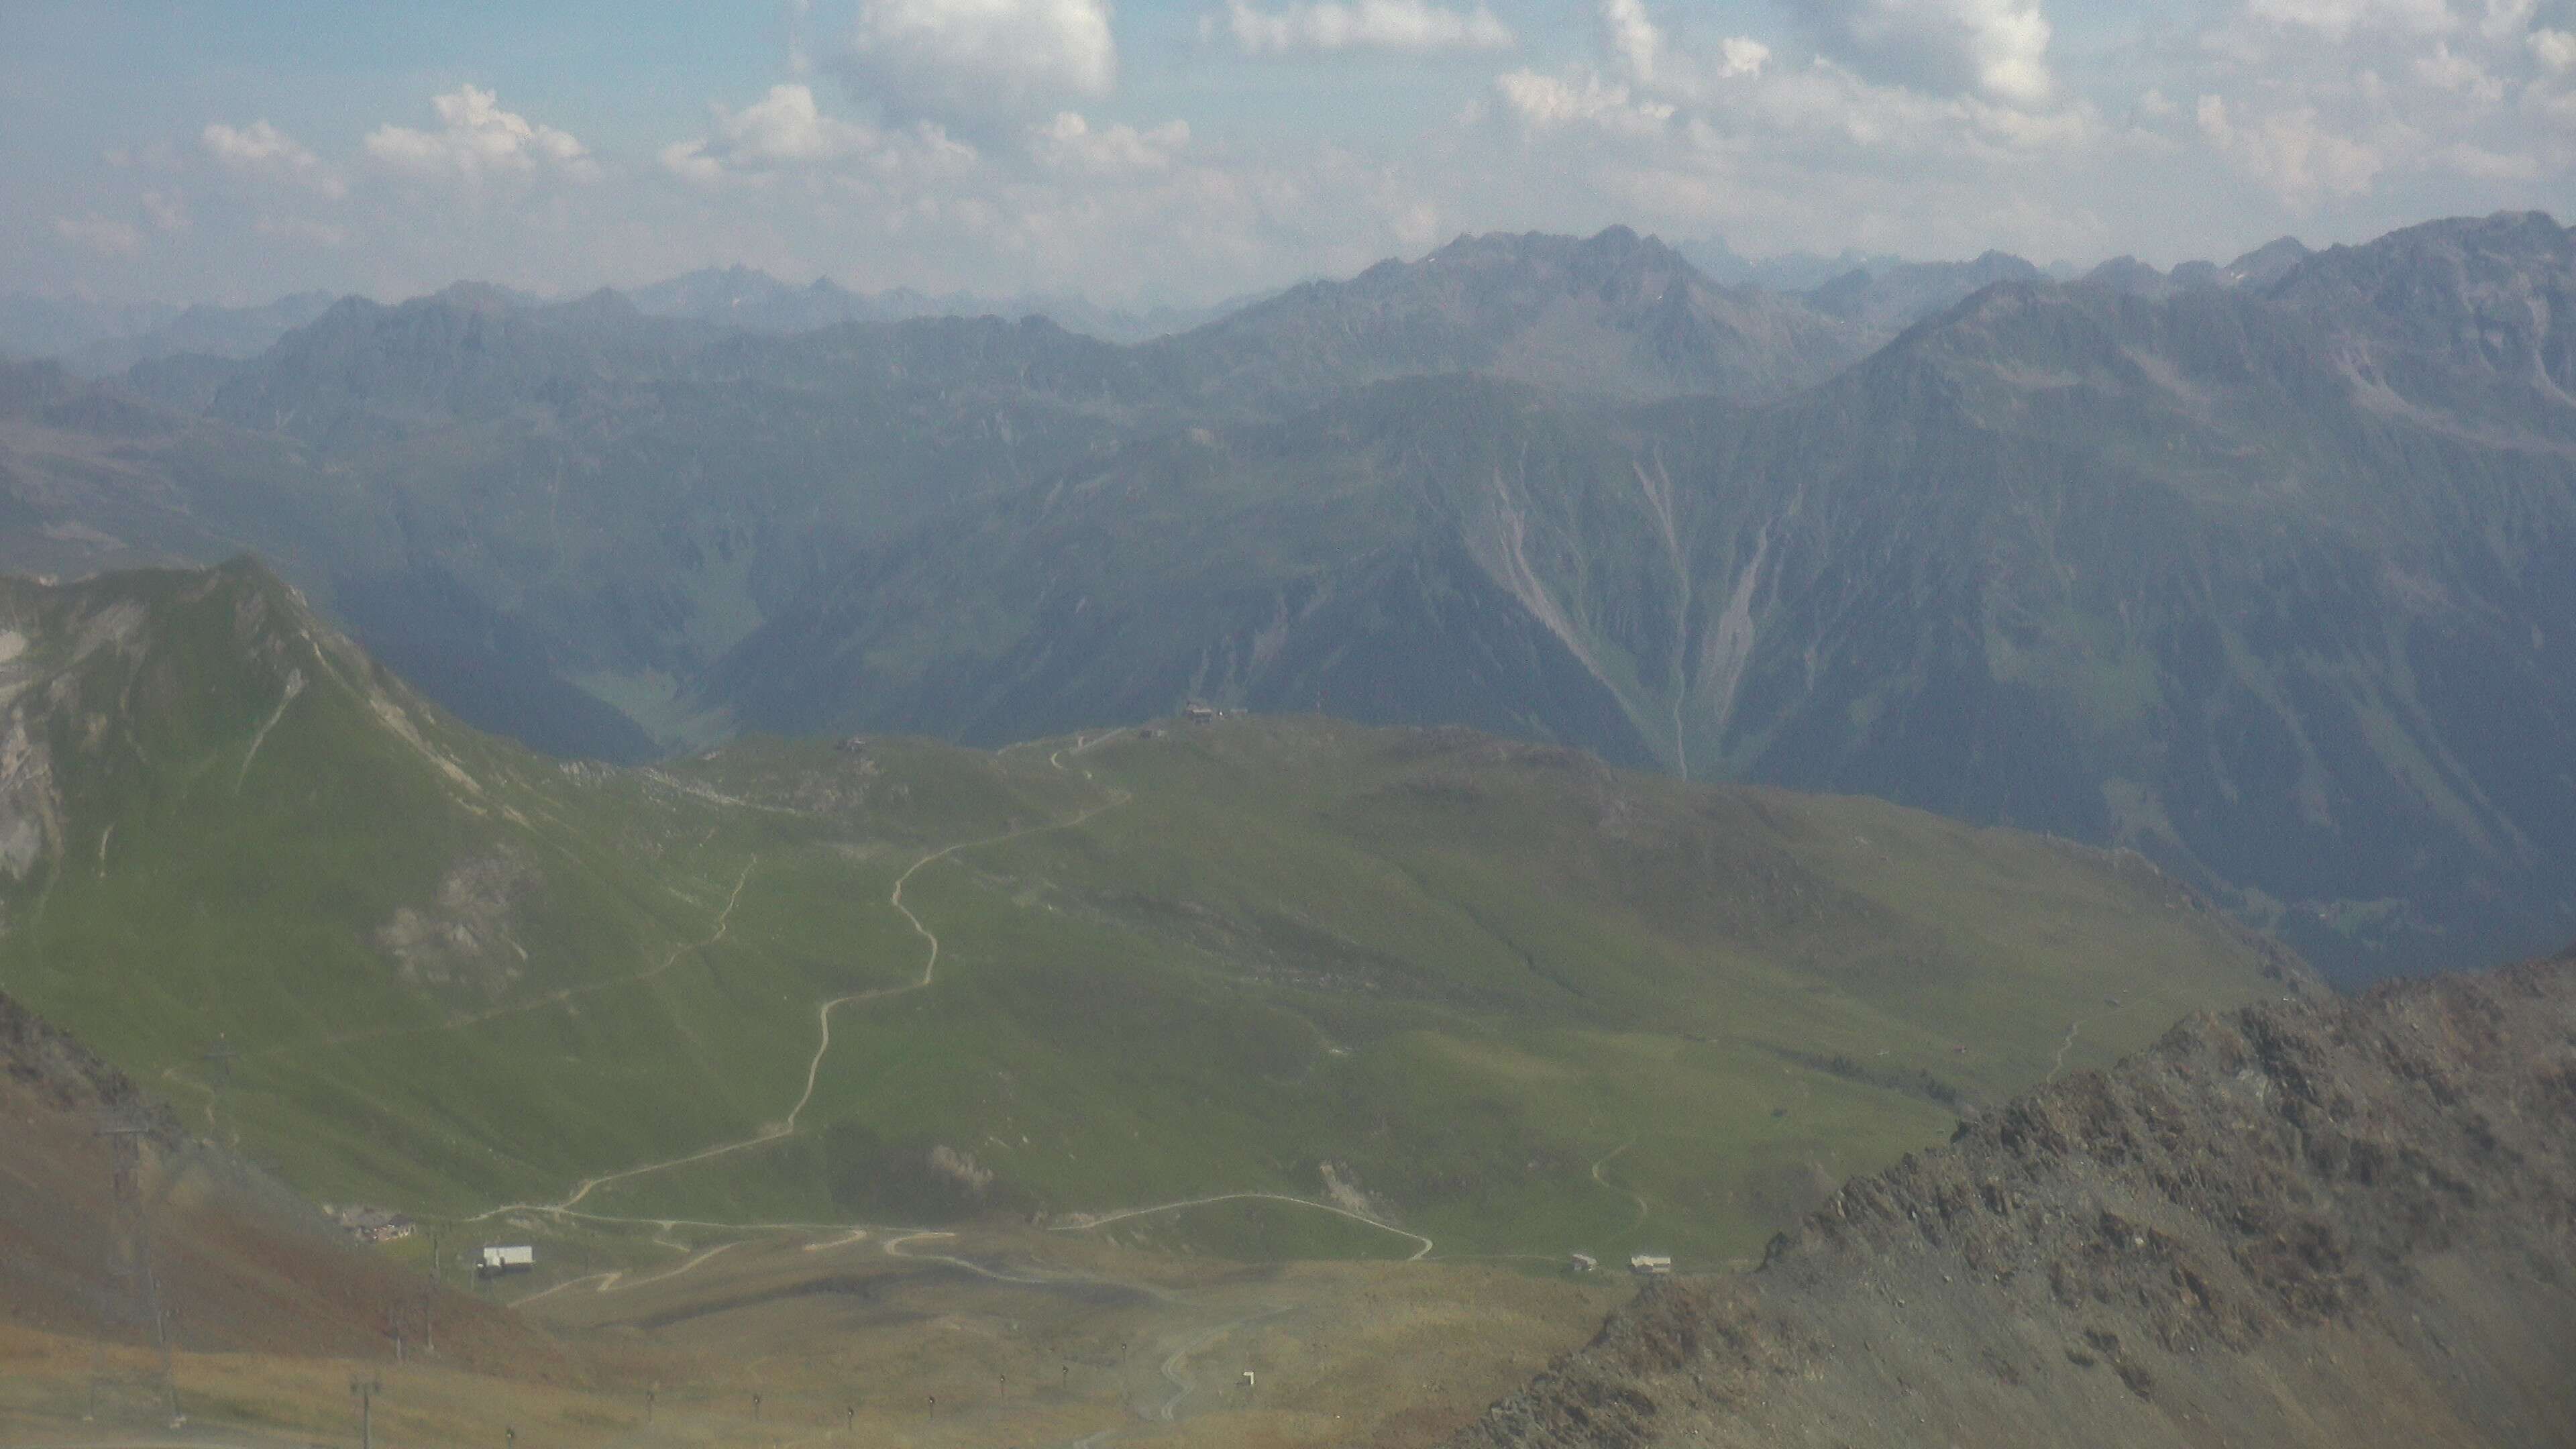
2414;41;2504;103
1032;111;1191;170
838;0;1116;129
2532;28;2576;72
2196;93;2383;201
2240;0;2455;41
255;215;350;248
1224;0;1513;55
661;83;978;184
1803;0;2055;106
202;119;346;197
2480;0;2537;38
1585;0;1766;103
1495;70;1676;135
140;191;190;233
364;85;595;182
52;213;144;257
1599;0;1662;81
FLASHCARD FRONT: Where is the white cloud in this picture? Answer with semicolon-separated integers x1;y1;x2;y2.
839;0;1117;129
696;83;878;165
1599;0;1662;81
660;141;729;185
364;85;595;182
2532;28;2576;72
2196;93;2384;201
1495;69;1676;135
1806;0;2056;106
661;83;979;184
1717;37;1772;79
52;213;144;257
2244;0;2453;40
1032;111;1190;170
255;215;350;248
1224;0;1513;55
1589;1;1768;104
2481;0;2538;40
140;191;190;233
2438;140;2541;178
202;119;346;197
2413;42;2504;103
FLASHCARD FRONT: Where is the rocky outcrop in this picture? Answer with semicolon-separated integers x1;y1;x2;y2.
0;986;563;1373
1452;952;2576;1448
0;985;184;1146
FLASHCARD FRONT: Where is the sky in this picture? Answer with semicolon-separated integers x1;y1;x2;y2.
6;0;2575;307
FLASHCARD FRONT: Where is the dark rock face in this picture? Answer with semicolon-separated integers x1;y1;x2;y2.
1451;953;2576;1448
0;986;185;1145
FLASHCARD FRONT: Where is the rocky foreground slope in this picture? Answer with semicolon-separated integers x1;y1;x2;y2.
0;986;555;1372
1452;951;2576;1448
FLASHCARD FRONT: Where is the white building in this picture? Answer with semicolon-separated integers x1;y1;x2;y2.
1628;1253;1672;1275
479;1244;536;1274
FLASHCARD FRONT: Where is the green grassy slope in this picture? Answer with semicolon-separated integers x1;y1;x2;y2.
0;562;2298;1264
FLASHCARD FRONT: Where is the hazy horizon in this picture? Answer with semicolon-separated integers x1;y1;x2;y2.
9;1;2573;309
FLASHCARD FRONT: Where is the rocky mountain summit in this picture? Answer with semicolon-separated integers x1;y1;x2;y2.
1451;949;2576;1448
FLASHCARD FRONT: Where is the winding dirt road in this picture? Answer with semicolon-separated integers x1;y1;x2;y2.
1590;1140;1648;1235
474;735;1133;1224
1052;1192;1434;1261
2049;1012;2104;1080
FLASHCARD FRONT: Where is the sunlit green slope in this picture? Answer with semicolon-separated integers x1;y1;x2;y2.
0;561;2296;1262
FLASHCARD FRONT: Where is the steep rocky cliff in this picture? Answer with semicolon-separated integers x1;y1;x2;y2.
1452;951;2576;1448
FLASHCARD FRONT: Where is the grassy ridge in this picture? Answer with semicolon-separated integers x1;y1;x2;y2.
0;564;2294;1263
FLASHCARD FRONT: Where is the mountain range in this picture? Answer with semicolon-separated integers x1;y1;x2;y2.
0;212;2568;978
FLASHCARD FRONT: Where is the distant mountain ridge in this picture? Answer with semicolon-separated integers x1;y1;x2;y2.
0;291;337;376
627;263;1261;343
0;212;2569;978
704;211;2576;975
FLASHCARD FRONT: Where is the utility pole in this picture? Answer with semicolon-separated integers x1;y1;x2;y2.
350;1375;382;1449
201;1036;240;1148
95;1110;179;1423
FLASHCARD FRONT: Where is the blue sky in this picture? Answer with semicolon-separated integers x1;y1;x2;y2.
7;0;2574;305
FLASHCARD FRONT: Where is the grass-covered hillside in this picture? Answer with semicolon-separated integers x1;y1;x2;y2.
0;561;2298;1264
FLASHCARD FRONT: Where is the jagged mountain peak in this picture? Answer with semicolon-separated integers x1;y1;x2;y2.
425;280;531;315
1803;251;2046;328
2224;235;2311;287
1189;223;1867;404
2270;208;2575;395
1410;224;1701;290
